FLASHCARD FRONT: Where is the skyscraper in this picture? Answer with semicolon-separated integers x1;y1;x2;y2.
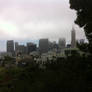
7;40;14;55
71;27;76;48
27;42;37;54
49;41;58;51
58;38;66;50
39;39;49;53
18;45;27;54
15;42;19;53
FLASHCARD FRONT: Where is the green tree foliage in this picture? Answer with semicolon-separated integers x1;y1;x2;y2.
76;41;88;52
0;55;92;92
70;0;92;53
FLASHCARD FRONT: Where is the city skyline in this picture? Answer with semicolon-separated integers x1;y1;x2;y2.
6;37;72;56
0;29;86;52
0;0;86;51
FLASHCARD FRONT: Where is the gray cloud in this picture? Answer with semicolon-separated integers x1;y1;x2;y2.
0;0;86;51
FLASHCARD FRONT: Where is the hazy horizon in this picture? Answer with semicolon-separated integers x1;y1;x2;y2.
0;0;86;51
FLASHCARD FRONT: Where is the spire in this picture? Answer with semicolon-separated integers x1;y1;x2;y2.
71;26;76;48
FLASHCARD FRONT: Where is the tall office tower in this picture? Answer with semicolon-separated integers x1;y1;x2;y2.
7;40;14;55
27;42;37;54
52;41;58;49
39;39;49;53
49;41;58;51
18;45;27;54
58;38;66;50
71;27;76;48
15;42;19;53
15;42;27;55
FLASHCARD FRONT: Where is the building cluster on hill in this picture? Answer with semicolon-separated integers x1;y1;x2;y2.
6;27;76;56
0;27;86;67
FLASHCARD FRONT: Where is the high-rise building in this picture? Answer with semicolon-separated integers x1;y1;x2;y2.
71;27;76;48
27;42;37;54
58;38;66;50
15;42;27;55
7;40;14;55
15;42;19;53
18;45;27;54
39;39;49;53
49;41;58;51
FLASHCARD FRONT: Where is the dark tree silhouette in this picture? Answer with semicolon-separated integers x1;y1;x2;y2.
70;0;92;53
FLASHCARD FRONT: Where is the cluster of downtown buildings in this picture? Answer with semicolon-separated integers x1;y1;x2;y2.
0;27;86;67
6;27;77;57
7;38;66;56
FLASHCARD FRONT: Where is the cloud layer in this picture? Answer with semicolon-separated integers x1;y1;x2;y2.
0;0;86;51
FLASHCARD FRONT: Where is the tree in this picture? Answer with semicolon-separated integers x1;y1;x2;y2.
76;41;88;52
69;0;92;53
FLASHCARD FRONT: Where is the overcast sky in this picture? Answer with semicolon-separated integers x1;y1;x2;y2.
0;0;86;51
